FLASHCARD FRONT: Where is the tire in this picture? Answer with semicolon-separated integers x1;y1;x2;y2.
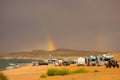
109;65;111;68
98;65;100;66
106;65;108;68
117;64;119;68
113;65;115;68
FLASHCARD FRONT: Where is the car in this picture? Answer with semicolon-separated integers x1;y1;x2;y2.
38;60;48;66
69;60;77;64
48;59;58;64
62;60;70;66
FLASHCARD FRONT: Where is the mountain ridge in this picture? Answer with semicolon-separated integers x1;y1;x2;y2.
0;48;108;60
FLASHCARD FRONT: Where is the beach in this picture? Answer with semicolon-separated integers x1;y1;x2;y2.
1;63;120;80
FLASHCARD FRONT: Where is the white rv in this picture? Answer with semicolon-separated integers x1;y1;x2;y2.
77;57;86;66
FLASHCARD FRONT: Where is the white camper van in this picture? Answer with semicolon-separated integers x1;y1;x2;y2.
77;57;86;66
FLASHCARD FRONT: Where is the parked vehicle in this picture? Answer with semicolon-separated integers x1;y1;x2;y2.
105;59;119;68
62;61;70;66
69;60;77;64
77;57;86;66
32;61;38;66
86;56;97;66
38;60;48;66
62;59;70;66
48;59;58;64
54;60;63;66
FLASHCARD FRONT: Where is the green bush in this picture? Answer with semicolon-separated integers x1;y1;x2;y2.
47;68;87;76
40;74;47;78
47;68;70;76
57;68;71;75
0;73;8;80
47;68;58;76
72;68;86;74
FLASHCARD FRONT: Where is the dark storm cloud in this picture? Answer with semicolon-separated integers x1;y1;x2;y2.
0;0;120;53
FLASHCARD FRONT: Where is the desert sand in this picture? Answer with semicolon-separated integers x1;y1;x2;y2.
1;63;120;80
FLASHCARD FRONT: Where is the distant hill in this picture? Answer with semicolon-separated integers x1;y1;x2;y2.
0;49;108;60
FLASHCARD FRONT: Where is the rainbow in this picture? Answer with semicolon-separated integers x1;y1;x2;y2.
48;38;56;51
96;34;106;51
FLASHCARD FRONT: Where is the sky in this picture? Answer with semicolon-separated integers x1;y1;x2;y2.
0;0;120;53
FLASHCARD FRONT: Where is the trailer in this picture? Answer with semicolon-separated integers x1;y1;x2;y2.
77;57;86;66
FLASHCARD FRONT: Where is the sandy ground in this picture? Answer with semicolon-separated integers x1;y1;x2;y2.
1;63;120;80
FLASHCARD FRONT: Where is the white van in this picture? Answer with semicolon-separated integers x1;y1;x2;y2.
77;57;86;66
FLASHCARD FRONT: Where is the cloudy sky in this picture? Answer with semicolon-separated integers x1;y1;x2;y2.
0;0;120;53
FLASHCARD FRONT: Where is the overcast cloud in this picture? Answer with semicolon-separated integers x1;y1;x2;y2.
0;0;120;53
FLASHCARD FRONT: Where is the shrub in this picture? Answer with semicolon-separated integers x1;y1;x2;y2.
40;74;47;78
47;68;58;76
47;68;71;76
47;68;87;77
72;68;86;74
57;68;71;75
0;73;8;80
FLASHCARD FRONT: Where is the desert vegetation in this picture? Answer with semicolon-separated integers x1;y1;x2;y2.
46;68;87;77
0;73;8;80
40;74;47;78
